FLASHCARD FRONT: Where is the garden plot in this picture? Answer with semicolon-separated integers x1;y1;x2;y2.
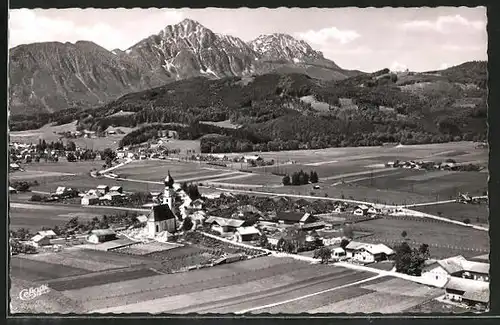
117;242;182;255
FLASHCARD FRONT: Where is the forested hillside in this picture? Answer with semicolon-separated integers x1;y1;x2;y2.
10;61;487;153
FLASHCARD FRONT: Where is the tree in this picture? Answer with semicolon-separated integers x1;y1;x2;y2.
401;230;408;238
30;194;42;202
310;171;319;183
186;184;201;200
259;233;269;248
66;152;77;162
314;247;332;264
98;215;109;229
282;175;291;186
182;217;194;231
463;218;471;224
340;238;350;249
65;141;76;152
418;243;430;259
394;242;428;276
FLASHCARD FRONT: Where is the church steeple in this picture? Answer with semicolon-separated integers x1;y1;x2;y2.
164;171;175;188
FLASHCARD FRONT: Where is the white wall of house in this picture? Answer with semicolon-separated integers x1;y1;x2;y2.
446;291;463;302
87;234;100;244
422;265;450;288
352;250;375;263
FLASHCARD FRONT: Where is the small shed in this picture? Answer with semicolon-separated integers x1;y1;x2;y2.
332;247;347;260
87;229;117;244
96;185;110;195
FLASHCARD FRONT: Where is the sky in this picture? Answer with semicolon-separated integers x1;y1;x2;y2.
9;7;487;72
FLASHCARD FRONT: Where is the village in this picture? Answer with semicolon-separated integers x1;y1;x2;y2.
10;161;490;313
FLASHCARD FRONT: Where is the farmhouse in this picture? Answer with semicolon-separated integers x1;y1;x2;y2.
9;163;20;171
205;216;245;235
146;204;177;236
109;186;123;194
333;205;346;213
190;198;205;210
81;195;99;206
462;288;490;310
275;211;314;225
87;229;117;244
300;221;327;231
96;185;110;195
37;230;56;239
422;255;490;282
235;226;261;242
367;207;380;215
55;186;69;195
353;205;370;216
243;155;262;162
444;276;489;307
345;241;394;264
103;192;124;202
31;234;51;247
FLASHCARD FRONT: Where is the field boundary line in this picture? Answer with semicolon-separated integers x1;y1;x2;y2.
235;273;383;314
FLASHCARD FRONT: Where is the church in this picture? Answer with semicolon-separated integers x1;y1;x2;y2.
146;171;177;236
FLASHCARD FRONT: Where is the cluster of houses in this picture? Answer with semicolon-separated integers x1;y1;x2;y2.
79;185;127;205
385;159;466;171
422;255;490;310
9;142;38;164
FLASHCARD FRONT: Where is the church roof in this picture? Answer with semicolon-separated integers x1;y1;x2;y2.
148;204;176;222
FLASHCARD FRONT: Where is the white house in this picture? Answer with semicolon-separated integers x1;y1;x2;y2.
9;186;17;194
234;226;261;242
103;192;124;202
81;195;99;206
190;198;205;210
55;186;68;195
353;205;370;216
333;205;345;213
205;216;245;235
96;185;110;195
422;255;490;283
37;230;56;239
31;234;51;247
109;186;123;194
116;151;126;159
367;207;380;215
87;229;117;244
345;241;394;264
243;155;262;162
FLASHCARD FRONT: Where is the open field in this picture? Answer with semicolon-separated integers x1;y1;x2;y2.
302;277;443;314
413;202;489;224
14;248;153;272
199;119;242;129
10;122;133;151
353;217;489;258
10;256;92;282
9;202;147;231
63;256;374;313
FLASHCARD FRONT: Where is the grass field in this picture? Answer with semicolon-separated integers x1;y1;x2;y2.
10;256;92;282
352;217;489;258
413;202;489;224
9;202;146;231
15;248;153;272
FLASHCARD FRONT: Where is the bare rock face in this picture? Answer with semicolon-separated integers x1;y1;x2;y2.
9;19;347;115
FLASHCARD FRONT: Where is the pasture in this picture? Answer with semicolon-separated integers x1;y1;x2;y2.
352;217;489;259
9;202;147;231
413;202;489;225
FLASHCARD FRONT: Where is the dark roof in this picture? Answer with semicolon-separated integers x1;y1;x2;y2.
276;211;307;222
148;204;176;222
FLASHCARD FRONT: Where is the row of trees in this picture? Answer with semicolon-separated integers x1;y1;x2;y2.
180;182;202;201
282;170;319;186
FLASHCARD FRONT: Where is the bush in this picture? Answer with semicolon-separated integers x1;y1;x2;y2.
30;194;42;202
463;218;471;224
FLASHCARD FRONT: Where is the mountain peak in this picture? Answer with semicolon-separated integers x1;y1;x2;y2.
249;33;324;62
